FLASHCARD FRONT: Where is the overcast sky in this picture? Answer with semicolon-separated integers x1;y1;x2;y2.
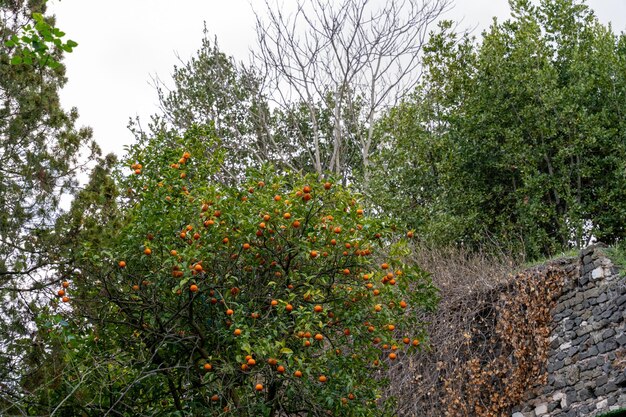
47;0;626;159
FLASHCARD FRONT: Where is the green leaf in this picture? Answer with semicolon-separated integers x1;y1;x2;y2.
280;347;293;355
10;55;22;65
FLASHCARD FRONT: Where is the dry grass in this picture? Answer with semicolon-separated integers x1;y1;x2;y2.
380;242;520;416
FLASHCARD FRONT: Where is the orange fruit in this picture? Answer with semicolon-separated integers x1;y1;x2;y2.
294;370;303;377
274;195;281;201
333;227;341;234
314;333;323;341
285;304;293;312
302;193;312;202
170;250;177;256
403;337;410;344
292;220;301;228
243;243;251;250
62;296;69;303
314;305;323;313
247;358;256;366
233;328;242;336
277;365;285;373
194;264;203;272
381;263;389;270
407;231;414;238
57;289;65;297
190;284;198;292
318;375;327;383
62;281;69;288
204;363;212;371
283;212;291;219
118;260;126;268
257;181;265;187
389;352;397;360
310;250;318;258
324;182;331;190
211;394;219;402
132;285;140;291
271;299;278;306
387;324;395;331
255;384;263;391
412;339;420;347
303;185;312;193
226;309;234;316
400;301;407;308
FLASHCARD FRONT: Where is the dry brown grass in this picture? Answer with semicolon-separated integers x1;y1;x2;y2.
379;242;570;416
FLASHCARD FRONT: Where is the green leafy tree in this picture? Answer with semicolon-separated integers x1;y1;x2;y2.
373;0;626;259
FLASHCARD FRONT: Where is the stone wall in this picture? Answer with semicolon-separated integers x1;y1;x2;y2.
513;244;626;417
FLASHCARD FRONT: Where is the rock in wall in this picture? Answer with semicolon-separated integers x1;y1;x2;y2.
513;244;626;417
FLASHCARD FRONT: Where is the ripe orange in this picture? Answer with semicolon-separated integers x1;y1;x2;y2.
333;227;341;234
57;289;65;297
193;232;200;240
407;231;414;238
243;243;251;250
183;151;191;159
304;340;311;347
211;394;219;402
132;285;140;291
387;324;395;331
204;363;212;371
314;333;323;341
324;182;332;190
356;209;364;216
271;299;278;306
61;296;70;302
310;250;318;258
381;263;389;270
247;358;256;366
277;365;285;373
303;185;312;193
285;304;293;312
190;284;198;292
292;220;301;228
274;195;281;201
303;193;312;202
314;305;323;313
233;328;242;336
226;309;234;316
255;384;263;391
118;260;126;268
294;370;303;377
283;212;291;219
318;375;327;383
374;304;382;312
400;301;407;308
403;337;410;344
194;264;203;272
412;339;420;347
389;352;397;360
170;250;177;256
222;237;229;244
62;281;69;288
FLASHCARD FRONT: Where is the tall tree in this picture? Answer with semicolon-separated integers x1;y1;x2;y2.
0;0;98;408
253;0;452;186
373;0;626;258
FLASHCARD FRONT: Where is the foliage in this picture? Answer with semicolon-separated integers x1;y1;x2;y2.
0;0;98;409
3;2;78;68
150;30;271;184
372;0;626;259
31;125;437;416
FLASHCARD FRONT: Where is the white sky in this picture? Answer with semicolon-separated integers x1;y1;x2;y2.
47;0;626;159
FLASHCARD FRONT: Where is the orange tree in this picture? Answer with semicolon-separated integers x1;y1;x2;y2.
59;126;438;416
